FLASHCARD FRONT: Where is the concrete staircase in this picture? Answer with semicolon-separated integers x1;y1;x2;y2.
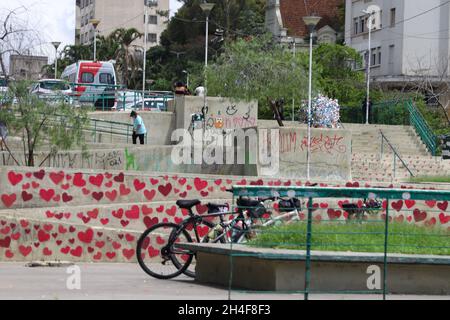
346;124;450;182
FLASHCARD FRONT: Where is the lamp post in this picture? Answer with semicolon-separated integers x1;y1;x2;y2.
303;15;321;182
143;1;157;109
200;1;215;119
89;19;101;61
362;9;375;125
51;41;61;79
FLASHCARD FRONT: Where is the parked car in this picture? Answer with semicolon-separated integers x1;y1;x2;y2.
0;77;8;105
115;90;143;111
30;79;73;104
61;60;117;110
119;98;164;112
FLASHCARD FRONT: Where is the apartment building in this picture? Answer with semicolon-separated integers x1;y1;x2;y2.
9;55;48;81
266;0;344;45
345;0;450;87
75;0;169;47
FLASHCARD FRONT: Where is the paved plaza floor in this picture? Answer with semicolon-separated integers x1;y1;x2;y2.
0;263;448;300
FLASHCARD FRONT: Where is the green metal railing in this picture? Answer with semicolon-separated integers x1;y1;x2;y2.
405;100;438;156
380;130;415;178
228;185;450;300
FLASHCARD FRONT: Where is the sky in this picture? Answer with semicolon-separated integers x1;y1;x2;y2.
1;0;183;60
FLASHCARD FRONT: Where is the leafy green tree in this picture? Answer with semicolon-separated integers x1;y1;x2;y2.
205;34;318;118
0;81;89;167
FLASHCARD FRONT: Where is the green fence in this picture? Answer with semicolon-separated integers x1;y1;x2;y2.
226;185;450;300
406;100;438;156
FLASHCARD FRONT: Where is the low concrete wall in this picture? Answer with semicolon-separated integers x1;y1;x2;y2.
262;127;352;180
184;244;450;295
170;96;258;131
88;111;176;146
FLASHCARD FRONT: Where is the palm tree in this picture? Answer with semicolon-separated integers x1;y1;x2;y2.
110;28;143;88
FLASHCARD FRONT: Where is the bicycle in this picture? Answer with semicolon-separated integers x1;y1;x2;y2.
136;199;230;280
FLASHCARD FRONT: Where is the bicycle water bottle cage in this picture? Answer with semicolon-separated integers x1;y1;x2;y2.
237;198;266;219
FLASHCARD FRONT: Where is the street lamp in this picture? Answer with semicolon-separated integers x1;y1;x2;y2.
89;19;101;61
51;41;61;79
362;9;376;125
303;15;321;181
143;1;158;109
200;1;215;118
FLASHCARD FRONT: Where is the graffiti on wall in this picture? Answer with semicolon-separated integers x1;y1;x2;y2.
280;132;348;155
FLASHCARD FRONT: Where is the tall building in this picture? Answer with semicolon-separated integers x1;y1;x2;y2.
265;0;344;45
75;0;169;47
345;0;450;88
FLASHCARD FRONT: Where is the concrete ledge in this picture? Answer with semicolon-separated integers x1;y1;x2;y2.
179;244;450;295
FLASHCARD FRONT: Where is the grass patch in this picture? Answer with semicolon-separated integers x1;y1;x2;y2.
409;176;450;183
249;221;450;255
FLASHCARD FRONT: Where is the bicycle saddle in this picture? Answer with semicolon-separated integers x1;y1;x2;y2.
176;200;201;210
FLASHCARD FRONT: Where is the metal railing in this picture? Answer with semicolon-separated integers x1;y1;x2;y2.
379;130;415;178
228;185;450;300
405;99;438;156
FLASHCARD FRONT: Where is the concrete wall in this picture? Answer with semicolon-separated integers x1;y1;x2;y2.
170;96;258;131
263;127;352;180
88;111;176;146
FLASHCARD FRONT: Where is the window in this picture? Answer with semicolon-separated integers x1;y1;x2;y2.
149;15;157;24
390;8;396;27
389;45;395;65
99;73;114;85
81;72;94;83
354;18;359;35
147;33;157;43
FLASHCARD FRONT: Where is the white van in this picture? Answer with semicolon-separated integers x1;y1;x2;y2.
61;60;117;110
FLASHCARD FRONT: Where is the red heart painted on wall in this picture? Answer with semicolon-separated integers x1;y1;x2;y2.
8;172;23;186
43;247;52;256
106;252;116;260
143;217;159;229
144;190;156;201
21;191;33;202
38;230;50;242
62;193;73;203
150;178;159;185
405;200;416;209
133;179;146;192
158;184;172;197
142;205;153;216
78;228;94;244
439;213;450;224
70;246;83;257
89;174;104;187
166;206;177;217
112;209;124;219
33;170;45;180
122;249;135;260
120;184;131;196
0;236;11;248
105;190;118;201
39;189;55;202
87;209;99;219
413;209;427;222
425;200;436;209
114;173;125;183
391;200;404;212
437;201;449;212
92;192;104;201
1;194;17;208
73;173;86;187
49;172;65;185
19;245;32;257
125;206;140;220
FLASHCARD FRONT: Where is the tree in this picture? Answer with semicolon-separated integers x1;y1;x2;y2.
205;34;315;118
0;81;89;167
111;28;143;88
313;43;365;108
0;6;43;79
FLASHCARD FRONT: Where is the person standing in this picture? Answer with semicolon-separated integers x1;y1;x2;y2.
130;111;147;145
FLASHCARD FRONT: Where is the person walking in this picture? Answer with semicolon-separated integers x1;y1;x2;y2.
130;111;147;145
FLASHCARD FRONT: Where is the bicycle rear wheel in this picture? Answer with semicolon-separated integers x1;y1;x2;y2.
136;223;193;280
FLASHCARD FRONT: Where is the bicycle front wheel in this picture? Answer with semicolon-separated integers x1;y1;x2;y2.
136;223;194;280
